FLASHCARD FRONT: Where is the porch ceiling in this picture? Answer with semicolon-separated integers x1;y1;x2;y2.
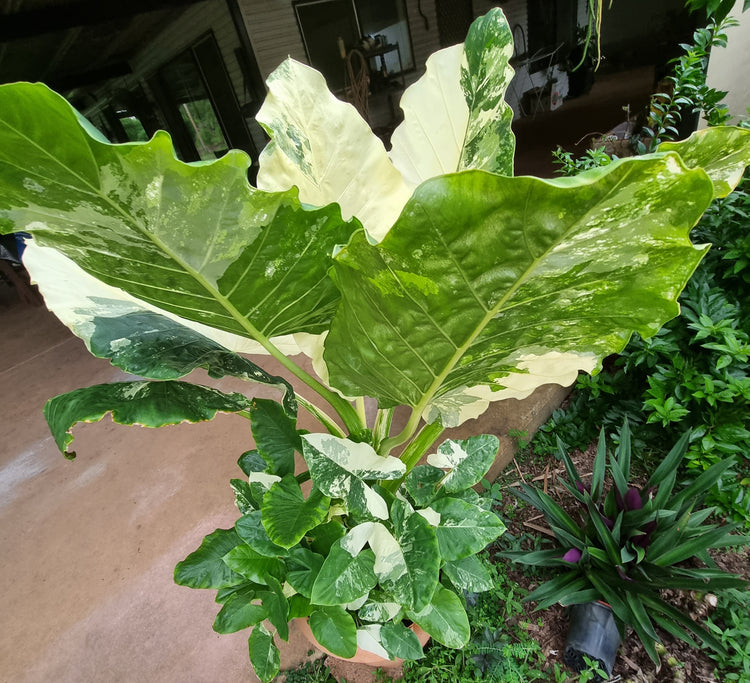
0;0;207;90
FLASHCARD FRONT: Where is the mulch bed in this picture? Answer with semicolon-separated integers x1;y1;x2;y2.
491;441;750;682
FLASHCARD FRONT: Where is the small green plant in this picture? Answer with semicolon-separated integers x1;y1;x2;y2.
283;657;337;683
637;16;735;151
577;655;609;682
552;146;614;176
502;421;750;664
706;587;750;682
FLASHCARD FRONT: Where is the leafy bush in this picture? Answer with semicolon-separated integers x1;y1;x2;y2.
706;586;750;682
532;177;750;529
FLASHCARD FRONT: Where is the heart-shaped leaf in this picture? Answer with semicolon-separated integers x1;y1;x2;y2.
174;528;245;589
430;497;506;561
426;434;499;493
310;540;377;606
261;475;330;548
380;622;425;661
442;555;494;592
309;606;358;658
407;585;470;648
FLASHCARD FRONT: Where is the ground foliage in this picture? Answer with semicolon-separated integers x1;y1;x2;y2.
493;441;750;683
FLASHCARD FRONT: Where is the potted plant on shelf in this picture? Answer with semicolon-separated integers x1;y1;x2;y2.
501;421;750;680
1;8;750;682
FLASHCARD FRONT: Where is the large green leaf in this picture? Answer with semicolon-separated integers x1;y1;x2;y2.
174;528;245;589
390;7;515;184
248;398;301;476
309;606;358;658
407;585;470;648
248;625;280;683
256;58;413;242
0;82;359;341
301;434;405;520
310;539;378;606
260;475;330;549
430;497;505;561
213;586;268;634
426;435;499;493
325;158;712;421
80;310;297;415
659;127;750;198
43;380;252;457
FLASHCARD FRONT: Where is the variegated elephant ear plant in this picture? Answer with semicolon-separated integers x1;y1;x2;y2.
1;8;750;681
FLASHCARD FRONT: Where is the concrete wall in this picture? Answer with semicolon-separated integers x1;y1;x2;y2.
704;6;750;124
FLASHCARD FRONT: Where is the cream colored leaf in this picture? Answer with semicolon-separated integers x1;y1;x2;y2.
256;59;413;242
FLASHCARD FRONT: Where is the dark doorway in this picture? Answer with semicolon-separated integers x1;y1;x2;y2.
435;0;473;48
294;0;361;91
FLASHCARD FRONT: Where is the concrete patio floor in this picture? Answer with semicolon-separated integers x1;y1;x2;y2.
0;65;656;682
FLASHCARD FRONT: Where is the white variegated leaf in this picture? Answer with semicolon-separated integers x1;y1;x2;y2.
256;58;413;242
301;434;405;520
356;624;391;659
23;242;308;357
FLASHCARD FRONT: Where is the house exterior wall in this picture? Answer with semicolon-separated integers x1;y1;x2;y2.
236;0;443;82
703;5;750;125
235;0;308;80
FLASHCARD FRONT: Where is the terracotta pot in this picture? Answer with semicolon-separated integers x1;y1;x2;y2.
296;618;430;667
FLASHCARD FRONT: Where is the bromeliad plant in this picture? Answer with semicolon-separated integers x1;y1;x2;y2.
2;8;750;681
502;422;750;663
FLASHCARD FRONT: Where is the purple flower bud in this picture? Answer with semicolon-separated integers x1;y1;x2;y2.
631;533;650;549
576;481;590;495
600;513;614;530
562;547;582;563
616;566;634;582
625;487;643;511
615;487;624;511
642;520;657;535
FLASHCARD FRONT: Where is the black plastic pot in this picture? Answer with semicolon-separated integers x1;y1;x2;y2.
564;602;620;680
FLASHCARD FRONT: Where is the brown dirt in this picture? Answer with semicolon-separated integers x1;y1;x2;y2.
493;442;750;683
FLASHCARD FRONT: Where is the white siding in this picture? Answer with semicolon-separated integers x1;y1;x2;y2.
131;0;245;101
405;0;440;74
235;0;308;80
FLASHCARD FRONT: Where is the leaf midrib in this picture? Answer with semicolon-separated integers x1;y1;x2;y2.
6;116;272;347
